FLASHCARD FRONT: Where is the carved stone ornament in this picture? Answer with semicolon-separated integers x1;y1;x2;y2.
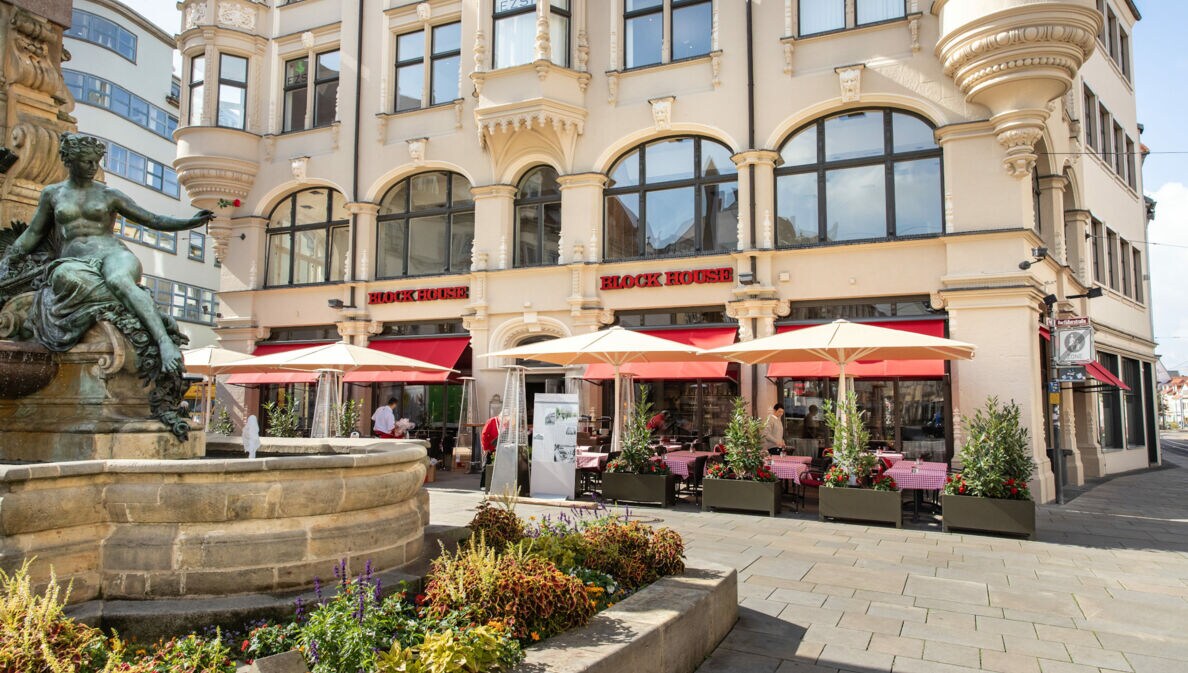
290;155;309;181
406;137;427;163
650;96;675;132
184;1;207;29
416;2;431;21
301;31;316;49
836;65;864;103
996;125;1045;179
216;1;256;31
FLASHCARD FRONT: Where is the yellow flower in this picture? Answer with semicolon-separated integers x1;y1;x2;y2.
531;631;540;641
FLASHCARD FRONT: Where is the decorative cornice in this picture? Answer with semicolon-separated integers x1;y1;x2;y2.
474;99;587;137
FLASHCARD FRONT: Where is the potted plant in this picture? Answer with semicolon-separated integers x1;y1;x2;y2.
942;397;1036;538
602;392;676;506
817;391;902;527
702;398;781;516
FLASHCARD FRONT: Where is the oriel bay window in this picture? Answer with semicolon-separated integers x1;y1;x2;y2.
188;55;204;125
625;0;712;69
376;172;474;278
493;0;570;69
283;50;340;132
605;136;738;260
515;166;562;267
775;109;943;246
266;188;350;286
395;22;462;112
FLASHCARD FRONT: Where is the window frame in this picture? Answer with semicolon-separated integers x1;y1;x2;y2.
142;274;218;325
492;0;571;69
774;108;945;247
514;165;563;267
66;9;137;62
623;0;712;69
798;0;907;37
1083;85;1097;153
855;0;907;27
1125;136;1137;190
1106;229;1118;290
280;48;341;132
1091;219;1104;284
393;21;463;113
264;188;351;287
375;171;475;279
216;53;249;130
603;135;740;261
63;70;179;139
312;50;341;128
114;216;178;254
188;230;206;263
188;55;205;126
1132;246;1143;303
92;136;181;199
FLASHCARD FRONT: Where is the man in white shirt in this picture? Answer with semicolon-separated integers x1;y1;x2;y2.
762;403;786;455
372;397;398;438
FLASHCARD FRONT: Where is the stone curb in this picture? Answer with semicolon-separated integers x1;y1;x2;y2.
512;562;738;673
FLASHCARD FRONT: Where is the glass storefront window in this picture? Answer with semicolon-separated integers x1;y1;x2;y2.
260;384;315;436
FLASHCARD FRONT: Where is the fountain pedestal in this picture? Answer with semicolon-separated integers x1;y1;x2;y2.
0;321;203;461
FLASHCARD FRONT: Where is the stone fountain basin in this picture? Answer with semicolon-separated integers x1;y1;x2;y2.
0;438;429;604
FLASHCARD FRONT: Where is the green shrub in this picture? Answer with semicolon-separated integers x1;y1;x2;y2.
605;391;669;474
823;392;876;486
262;400;302;437
210;405;235;435
123;633;236;673
516;532;589;572
241;621;300;662
580;521;685;592
335;399;363;437
424;537;595;642
723;397;769;480
375;624;522;673
945;397;1035;500
0;560;122;673
468;501;525;550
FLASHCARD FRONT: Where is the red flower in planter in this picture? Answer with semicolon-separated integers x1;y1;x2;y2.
1010;487;1019;495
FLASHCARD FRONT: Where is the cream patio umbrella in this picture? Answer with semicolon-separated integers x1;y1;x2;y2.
703;319;976;417
219;342;455;437
483;326;714;451
182;346;254;429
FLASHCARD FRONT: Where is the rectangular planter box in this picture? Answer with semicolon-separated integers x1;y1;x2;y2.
602;472;676;507
819;487;902;528
941;494;1036;539
702;478;781;516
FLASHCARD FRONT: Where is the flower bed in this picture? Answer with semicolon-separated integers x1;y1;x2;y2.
4;499;686;673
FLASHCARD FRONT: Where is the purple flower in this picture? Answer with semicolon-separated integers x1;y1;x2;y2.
314;577;322;601
294;597;304;622
309;640;319;663
373;579;383;604
364;559;373;581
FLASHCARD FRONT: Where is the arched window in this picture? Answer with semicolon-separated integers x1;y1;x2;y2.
604;136;738;260
515;166;562;267
265;187;349;286
775;109;942;246
376;171;474;278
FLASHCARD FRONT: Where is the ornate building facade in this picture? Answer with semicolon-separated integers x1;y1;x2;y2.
175;0;1154;502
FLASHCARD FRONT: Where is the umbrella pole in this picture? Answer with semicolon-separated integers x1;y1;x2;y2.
611;364;622;453
205;376;215;430
836;361;848;425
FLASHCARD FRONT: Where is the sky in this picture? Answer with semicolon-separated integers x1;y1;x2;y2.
122;0;1188;371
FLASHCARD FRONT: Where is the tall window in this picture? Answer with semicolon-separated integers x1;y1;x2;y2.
1133;247;1143;302
188;56;204;126
494;0;570;69
605;136;738;259
1083;86;1097;153
1119;236;1131;297
799;0;845;35
376;172;474;278
265;188;350;286
625;0;711;69
856;0;905;26
188;231;206;263
395;22;461;112
1091;219;1104;283
775;109;942;246
1112;122;1125;177
1123;357;1144;447
1125;137;1137;189
1106;230;1118;290
216;54;247;129
1098;105;1111;164
515;166;562;267
66;9;137;61
283;50;340;132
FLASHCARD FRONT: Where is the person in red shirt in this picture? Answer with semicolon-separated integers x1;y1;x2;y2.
647;410;669;435
481;416;500;454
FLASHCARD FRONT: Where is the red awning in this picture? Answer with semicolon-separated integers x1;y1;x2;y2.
224;342;334;385
343;336;471;384
583;327;738;381
1085;361;1131;391
767;319;947;379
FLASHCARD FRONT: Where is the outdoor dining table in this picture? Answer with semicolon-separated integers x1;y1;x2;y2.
765;456;809;483
886;461;948;523
657;451;717;479
575;451;608;470
872;452;905;465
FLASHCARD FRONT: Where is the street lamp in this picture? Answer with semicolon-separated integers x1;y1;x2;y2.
1043;286;1104;504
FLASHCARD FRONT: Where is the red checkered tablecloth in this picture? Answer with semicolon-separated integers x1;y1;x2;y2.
652;451;716;478
766;457;808;483
575;452;607;470
873;452;904;465
886;464;947;490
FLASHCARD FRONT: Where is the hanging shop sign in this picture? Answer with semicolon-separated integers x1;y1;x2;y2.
1053;317;1094;365
599;266;734;291
367;285;469;305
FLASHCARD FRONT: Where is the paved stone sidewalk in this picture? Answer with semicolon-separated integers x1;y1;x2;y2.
427;440;1188;673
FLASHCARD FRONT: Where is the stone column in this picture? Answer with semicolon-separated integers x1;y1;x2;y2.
1075;388;1105;478
214;320;269;429
558;173;608;263
942;288;1057;502
733;150;781;250
226;215;268;291
727;298;786;415
1037;174;1068;263
347;202;379;282
1064;209;1092;285
471;184;517;269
